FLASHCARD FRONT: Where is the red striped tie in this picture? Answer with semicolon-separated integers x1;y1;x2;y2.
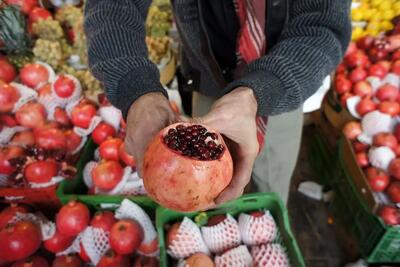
234;0;268;152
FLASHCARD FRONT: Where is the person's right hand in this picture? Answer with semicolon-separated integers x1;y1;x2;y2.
124;92;177;177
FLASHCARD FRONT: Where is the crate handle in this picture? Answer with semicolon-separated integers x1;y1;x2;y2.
242;198;258;204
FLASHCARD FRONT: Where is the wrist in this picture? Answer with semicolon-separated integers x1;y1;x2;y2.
232;87;258;114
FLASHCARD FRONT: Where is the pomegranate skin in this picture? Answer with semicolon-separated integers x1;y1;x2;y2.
143;123;233;212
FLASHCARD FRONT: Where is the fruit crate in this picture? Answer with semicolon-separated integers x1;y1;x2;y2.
156;192;306;267
56;138;157;211
332;137;400;264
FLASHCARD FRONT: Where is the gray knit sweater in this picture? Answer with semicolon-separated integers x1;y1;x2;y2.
84;0;351;118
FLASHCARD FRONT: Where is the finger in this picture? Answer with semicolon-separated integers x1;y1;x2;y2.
215;155;255;204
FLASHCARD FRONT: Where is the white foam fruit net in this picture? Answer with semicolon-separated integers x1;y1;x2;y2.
98;106;122;131
96;167;146;196
51;74;82;108
29;175;64;188
115;199;159;255
201;214;241;254
80;226;110;265
167;217;210;259
238;211;277;246
214;245;253;267
251;243;289;267
73;115;102;137
10;83;38;113
0;126;27;145
10;212;56;240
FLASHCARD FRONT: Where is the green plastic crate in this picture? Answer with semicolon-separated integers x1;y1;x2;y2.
332;137;400;264
156;192;305;267
56;138;157;211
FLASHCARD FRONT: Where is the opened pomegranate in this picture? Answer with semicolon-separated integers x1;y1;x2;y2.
0;220;42;261
0;203;28;229
143;123;233;212
92;160;124;191
90;211;117;232
97;250;130;267
99;138;123;161
19;63;49;88
11;130;35;147
0;146;25;175
0;59;16;83
71;103;97;129
15;102;47;129
54;75;76;98
34;126;66;150
379;206;400;225
0;83;20;113
110;219;144;255
11;255;49;267
56;201;90;236
92;122;116;145
44;230;75;253
52;255;83;267
24;159;58;183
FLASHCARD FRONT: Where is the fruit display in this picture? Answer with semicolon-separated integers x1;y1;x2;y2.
351;0;400;40
0;199;159;266
143;123;233;212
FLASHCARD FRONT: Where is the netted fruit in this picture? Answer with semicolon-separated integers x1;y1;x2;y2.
143;123;233;212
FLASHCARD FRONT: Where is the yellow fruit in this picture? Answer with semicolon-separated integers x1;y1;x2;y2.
367;21;381;31
381;9;395;21
394;1;400;11
352;27;365;40
380;20;394;31
378;1;392;11
371;0;383;8
363;9;373;20
366;28;379;37
352;8;364;21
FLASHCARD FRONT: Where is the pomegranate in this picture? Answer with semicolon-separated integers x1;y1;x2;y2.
377;60;392;72
166;222;180;248
37;83;51;97
375;84;399;102
0;113;18;127
340;92;354;107
394;124;400;142
109;219;144;255
138;238;158;255
52;255;83;267
356;152;369;168
65;130;82;154
207;214;227;226
15;102;47;129
342;121;362;140
387;181;400;203
99;138;123;161
56;201;90;236
373;133;398;151
53;75;75;98
11;255;49;267
28;7;51;24
91;122;116;145
79;243;90;262
19;63;49;88
54;107;71;127
392;60;400;75
92;160;124;191
0;203;28;229
356;98;376;116
335;63;347;74
11;130;35;147
143;123;233;212
24;159;59;183
34;126;66;150
119;142;136;168
43;230;75;253
71;103;97;129
356;36;374;50
379;206;400;225
368;63;388;79
353;81;372;97
334;76;352;95
0;220;42;261
5;0;37;14
366;167;390;192
379;101;400;116
0;83;20;112
132;255;159;267
369;46;389;63
348;67;367;83
97;250;130;267
90;211;117;232
0;60;16;83
345;51;369;68
184;253;214;267
0;146;25;175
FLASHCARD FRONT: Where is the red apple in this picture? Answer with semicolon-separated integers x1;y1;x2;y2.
353;81;372;97
345;51;369;68
356;98;377;116
373;133;398;151
349;67;368;83
375;84;399;101
368;63;388;79
335;77;352;95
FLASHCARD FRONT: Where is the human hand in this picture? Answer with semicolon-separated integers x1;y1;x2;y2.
196;87;259;204
125;92;178;177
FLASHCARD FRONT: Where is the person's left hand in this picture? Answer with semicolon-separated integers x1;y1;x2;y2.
195;87;259;204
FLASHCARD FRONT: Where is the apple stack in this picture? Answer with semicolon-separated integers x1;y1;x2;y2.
0;199;159;267
334;34;400;225
166;210;290;267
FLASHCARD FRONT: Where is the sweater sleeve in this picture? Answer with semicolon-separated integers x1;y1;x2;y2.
84;0;167;118
226;0;352;116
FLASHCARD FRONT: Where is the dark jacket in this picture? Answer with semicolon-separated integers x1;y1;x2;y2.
84;0;352;118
